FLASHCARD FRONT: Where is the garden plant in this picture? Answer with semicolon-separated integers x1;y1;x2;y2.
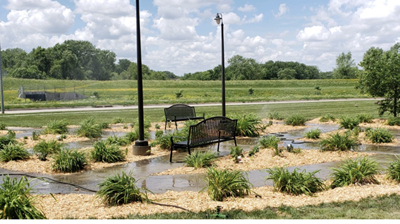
319;132;357;151
91;140;126;163
52;149;87;172
33;140;64;161
184;150;217;168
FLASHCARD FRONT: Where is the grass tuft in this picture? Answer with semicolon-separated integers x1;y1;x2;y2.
319;132;357;151
43;119;69;134
285;115;306;126
91;140;126;163
184;150;217;168
0;143;30;162
52;149;87;172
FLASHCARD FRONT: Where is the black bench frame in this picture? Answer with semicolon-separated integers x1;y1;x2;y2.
164;104;205;130
169;116;237;162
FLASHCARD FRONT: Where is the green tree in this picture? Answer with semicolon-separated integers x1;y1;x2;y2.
226;55;262;80
358;43;400;117
278;68;297;80
333;52;358;79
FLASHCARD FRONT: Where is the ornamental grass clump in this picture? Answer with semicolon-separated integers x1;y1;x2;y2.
52;149;87;172
0;131;17;150
0;143;30;162
356;113;373;123
33;140;64;161
265;167;325;196
91;140;126;163
229;146;244;163
258;135;280;149
319;132;357;151
365;128;394;143
202;167;252;201
330;157;380;189
96;171;150;206
319;114;336;122
184;150;217;168
43;119;69;134
387;156;400;182
106;135;130;146
285;114;306;126
339;116;360;130
267;111;284;120
305;129;321;139
77;117;102;139
232;113;260;137
0;123;6;130
0;175;46;219
387;117;400;126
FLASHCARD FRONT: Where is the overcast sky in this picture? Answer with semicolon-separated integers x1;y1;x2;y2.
1;0;400;76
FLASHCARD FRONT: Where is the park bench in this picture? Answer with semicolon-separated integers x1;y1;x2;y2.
164;104;205;130
169;116;237;162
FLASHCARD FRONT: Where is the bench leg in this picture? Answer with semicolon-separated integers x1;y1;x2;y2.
170;146;174;162
175;121;178;130
188;147;191;155
165;121;167;130
217;141;220;152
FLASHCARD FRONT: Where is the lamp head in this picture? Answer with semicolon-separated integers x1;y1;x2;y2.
214;13;222;25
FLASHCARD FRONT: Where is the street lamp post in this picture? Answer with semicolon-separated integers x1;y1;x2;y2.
0;44;4;114
215;13;226;117
132;0;151;155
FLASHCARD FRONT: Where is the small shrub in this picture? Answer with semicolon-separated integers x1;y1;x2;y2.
91;140;126;163
320;132;357;151
32;131;40;140
0;143;30;162
0;123;6;130
106;135;129;146
267;111;284;120
43;119;69;134
339;116;360;130
387;156;400;182
184;150;217;168
112;117;124;124
0;131;17;150
99;122;109;129
305;129;321;139
330;157;380;189
229;146;244;163
175;90;183;98
0;175;46;219
155;124;160;130
52;149;87;172
96;171;149;205
125;131;138;143
265;167;325;196
248;145;260;157
232;113;260;137
357;113;373;123
33;140;64;161
155;130;163;139
365;128;394;143
285;115;306;126
248;87;254;95
387;117;400;126
258;135;280;149
202;167;252;201
319;114;336;122
92;91;99;98
152;132;175;150
77;117;102;139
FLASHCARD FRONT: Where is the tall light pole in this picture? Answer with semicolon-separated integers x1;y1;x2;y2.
132;0;151;155
0;44;4;114
215;13;225;117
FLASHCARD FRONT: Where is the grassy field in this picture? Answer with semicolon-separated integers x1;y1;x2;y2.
1;99;382;127
2;78;369;109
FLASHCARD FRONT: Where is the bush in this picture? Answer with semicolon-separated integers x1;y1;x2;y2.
356;113;373;123
0;175;46;219
265;167;325;196
305;129;321;139
330;157;380;189
339;116;360;130
248;145;260;157
319;114;336;122
0;131;17;150
387;117;400;126
32;131;40;140
258;135;280;150
106;135;129;146
202;167;252;201
52;149;87;172
125;131;138;143
91;140;126;163
0;143;30;162
285;115;306;126
96;171;149;205
99;122;110;129
232;113;260;137
229;146;244;163
112;117;124;124
387;156;400;182
0;123;6;130
184;150;217;168
33;140;64;161
43;119;69;134
365;128;394;143
267;111;284;120
320;132;357;151
77;117;102;139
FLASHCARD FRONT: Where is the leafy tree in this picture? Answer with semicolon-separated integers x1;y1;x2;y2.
278;68;296;80
358;43;400;117
333;52;358;79
226;55;262;80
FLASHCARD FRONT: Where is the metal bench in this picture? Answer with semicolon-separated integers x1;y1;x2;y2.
164;104;205;130
170;116;237;162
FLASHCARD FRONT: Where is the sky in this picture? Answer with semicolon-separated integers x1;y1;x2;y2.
1;0;400;76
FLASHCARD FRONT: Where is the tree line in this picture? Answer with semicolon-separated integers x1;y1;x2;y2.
1;39;360;81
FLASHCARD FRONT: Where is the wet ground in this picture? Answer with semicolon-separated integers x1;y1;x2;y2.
1;122;400;195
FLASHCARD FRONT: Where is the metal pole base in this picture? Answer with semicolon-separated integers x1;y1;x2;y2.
132;140;151;155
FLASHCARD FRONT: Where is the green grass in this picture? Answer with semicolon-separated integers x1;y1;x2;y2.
320;132;357;151
284;114;306;126
33;140;64;161
387;156;400;182
231;113;261;137
339;116;360;130
305;129;322;139
0;175;46;219
365;128;394;143
258;135;280;150
52;149;87;172
0;143;30;162
76;117;103;139
43;119;69;134
91;140;126;163
184;150;217;168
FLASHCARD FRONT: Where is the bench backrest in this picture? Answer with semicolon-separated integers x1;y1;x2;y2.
164;104;196;120
188;116;237;146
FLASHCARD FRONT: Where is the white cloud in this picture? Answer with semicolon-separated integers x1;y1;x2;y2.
297;25;330;42
274;3;288;17
238;4;256;12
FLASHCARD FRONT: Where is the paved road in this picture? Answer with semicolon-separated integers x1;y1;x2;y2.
2;98;380;114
